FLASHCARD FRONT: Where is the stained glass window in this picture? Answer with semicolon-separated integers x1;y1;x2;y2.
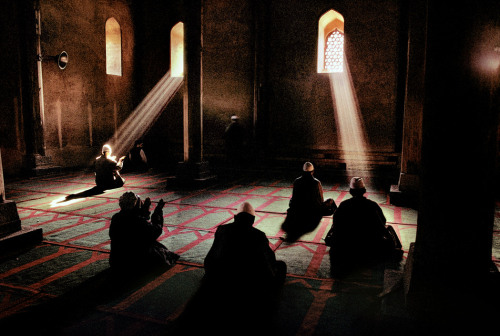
325;29;344;73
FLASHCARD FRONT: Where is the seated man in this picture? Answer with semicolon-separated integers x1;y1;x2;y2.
281;162;337;242
109;192;179;274
94;144;126;190
204;201;287;290
325;177;398;278
124;139;148;172
223;115;247;166
199;202;286;333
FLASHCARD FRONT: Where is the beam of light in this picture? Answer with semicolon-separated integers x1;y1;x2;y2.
106;70;183;158
329;59;371;175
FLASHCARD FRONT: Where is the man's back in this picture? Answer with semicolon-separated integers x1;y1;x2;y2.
205;222;273;281
95;156;116;181
290;173;323;211
330;196;387;252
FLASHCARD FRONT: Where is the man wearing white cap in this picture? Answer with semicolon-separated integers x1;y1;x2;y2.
281;162;336;242
325;177;396;277
204;201;286;287
196;201;286;333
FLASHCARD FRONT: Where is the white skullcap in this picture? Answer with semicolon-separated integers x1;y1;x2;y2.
119;192;139;210
303;162;314;172
102;144;112;154
231;115;239;120
349;177;365;189
236;201;255;216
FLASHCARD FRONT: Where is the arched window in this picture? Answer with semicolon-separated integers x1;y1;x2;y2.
171;22;184;77
106;18;122;76
318;10;344;73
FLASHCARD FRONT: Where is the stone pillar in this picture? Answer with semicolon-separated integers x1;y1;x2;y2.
0;149;42;254
404;1;499;329
18;0;58;176
390;0;426;208
253;0;271;161
176;0;214;184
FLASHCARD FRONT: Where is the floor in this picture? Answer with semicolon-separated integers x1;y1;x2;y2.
0;167;498;335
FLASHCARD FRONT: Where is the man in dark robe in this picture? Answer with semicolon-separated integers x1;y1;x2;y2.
125;139;148;172
281;162;337;242
325;177;396;278
189;202;286;334
94;144;125;190
223;115;247;166
204;201;286;289
109;192;179;274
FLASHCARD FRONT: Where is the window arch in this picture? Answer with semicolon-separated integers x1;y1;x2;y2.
318;10;344;73
171;22;184;77
106;17;122;76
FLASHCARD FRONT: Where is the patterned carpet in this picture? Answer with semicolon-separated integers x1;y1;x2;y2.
0;168;498;335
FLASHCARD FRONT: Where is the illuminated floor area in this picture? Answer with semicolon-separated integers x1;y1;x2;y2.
0;168;498;335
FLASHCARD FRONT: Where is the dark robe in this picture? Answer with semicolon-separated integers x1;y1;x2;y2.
204;212;286;289
94;155;124;190
109;208;178;273
187;212;286;335
326;195;394;276
281;172;336;241
126;146;148;172
223;120;247;164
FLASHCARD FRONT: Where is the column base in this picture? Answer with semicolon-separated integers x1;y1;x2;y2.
384;243;500;333
0;200;22;237
390;173;419;208
23;153;62;176
173;161;217;187
0;200;43;256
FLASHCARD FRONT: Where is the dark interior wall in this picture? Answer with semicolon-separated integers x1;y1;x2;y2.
132;0;256;166
0;0;137;174
0;2;25;174
1;0;407;174
265;0;404;158
132;0;184;168
41;0;135;167
182;0;405;165
202;0;255;157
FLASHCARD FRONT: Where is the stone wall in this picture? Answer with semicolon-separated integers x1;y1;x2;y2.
0;0;137;175
41;0;136;168
1;0;408;175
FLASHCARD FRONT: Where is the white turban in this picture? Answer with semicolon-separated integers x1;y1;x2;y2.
303;162;314;172
349;177;365;189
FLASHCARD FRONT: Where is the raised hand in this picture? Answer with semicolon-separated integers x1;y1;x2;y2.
155;199;165;212
143;197;151;212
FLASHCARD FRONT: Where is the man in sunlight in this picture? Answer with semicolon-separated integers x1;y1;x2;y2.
94;144;126;190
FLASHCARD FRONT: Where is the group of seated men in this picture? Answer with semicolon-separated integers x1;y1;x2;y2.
95;144;402;332
96;140;400;280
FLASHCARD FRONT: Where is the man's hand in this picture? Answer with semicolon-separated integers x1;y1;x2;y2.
155;199;165;212
142;197;151;212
